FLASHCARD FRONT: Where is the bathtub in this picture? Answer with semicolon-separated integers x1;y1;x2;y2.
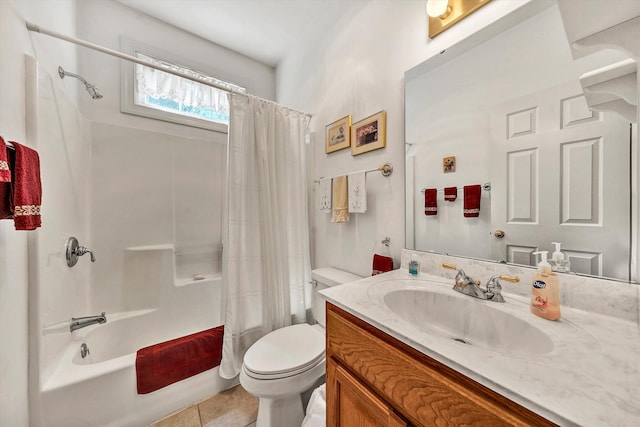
39;277;237;427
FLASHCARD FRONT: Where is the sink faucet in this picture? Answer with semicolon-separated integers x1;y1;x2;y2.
441;264;519;302
70;312;106;332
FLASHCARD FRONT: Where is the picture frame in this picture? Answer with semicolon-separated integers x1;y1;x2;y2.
325;115;352;153
351;111;386;156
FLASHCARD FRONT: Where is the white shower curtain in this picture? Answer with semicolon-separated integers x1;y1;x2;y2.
219;93;312;379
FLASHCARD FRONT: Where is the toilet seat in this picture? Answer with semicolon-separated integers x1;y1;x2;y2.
243;324;325;380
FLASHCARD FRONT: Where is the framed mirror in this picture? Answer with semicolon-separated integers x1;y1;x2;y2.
405;1;636;282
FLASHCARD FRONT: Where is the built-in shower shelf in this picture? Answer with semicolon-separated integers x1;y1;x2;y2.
125;244;174;251
580;59;638;122
124;244;221;287
175;274;222;288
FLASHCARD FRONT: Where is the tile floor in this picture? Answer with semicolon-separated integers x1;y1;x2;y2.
151;385;258;427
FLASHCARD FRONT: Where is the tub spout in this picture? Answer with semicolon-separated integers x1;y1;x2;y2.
70;312;106;332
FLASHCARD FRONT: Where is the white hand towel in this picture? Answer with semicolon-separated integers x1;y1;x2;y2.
319;177;332;213
348;171;367;213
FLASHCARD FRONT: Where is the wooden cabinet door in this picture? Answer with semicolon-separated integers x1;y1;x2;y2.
326;303;556;427
328;361;408;427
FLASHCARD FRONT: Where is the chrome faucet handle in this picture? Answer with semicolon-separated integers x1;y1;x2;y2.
75;245;96;262
441;263;477;288
485;275;519;302
66;236;96;267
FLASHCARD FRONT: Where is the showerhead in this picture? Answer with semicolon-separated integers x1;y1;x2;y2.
58;66;103;100
84;83;103;100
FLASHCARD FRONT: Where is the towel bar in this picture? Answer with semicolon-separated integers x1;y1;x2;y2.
314;162;393;183
420;182;491;193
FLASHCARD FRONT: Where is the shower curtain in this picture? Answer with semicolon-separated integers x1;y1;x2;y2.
219;93;311;379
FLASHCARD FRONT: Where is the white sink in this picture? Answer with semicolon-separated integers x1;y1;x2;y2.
383;288;554;356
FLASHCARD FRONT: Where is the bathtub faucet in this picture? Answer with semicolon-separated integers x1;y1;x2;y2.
70;312;106;332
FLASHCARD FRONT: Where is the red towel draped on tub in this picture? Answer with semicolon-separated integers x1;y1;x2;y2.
135;325;224;394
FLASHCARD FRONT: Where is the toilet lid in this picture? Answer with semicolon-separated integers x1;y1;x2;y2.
244;324;325;378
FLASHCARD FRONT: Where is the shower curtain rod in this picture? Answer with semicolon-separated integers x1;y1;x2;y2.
25;21;312;118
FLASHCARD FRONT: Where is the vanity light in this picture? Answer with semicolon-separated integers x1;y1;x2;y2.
426;0;452;18
427;0;492;39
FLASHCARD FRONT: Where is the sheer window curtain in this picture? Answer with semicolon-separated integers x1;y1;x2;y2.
134;51;242;114
219;93;312;379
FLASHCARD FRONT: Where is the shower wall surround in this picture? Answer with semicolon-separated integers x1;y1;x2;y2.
90;123;225;312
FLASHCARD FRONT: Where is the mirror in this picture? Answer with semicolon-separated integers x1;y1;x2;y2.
405;2;636;282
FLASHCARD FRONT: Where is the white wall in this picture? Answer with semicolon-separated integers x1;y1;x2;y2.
76;0;275;134
71;0;274;313
0;1;80;425
1;0;276;425
277;0;532;277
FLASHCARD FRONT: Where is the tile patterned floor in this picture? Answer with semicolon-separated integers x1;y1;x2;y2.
152;385;258;427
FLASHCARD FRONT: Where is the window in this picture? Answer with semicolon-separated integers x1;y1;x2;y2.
120;38;246;132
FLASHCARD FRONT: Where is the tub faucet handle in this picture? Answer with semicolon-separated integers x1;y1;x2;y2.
66;236;96;267
76;245;96;262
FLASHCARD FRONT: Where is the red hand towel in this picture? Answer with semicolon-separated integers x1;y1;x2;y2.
0;144;13;220
372;254;393;276
11;141;41;230
444;186;457;202
463;185;481;217
424;188;437;216
0;137;11;182
135;325;224;394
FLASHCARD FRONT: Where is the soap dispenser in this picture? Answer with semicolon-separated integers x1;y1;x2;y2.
409;253;420;276
530;251;561;321
550;242;570;273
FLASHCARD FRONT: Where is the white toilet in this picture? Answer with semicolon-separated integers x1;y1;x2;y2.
240;267;362;427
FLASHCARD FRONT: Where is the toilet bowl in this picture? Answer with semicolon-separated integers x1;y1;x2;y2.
240;267;362;427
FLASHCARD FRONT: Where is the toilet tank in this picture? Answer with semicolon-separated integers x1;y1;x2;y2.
311;267;362;327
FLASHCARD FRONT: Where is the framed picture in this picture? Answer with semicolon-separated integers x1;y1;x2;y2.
325;115;351;153
351;111;386;156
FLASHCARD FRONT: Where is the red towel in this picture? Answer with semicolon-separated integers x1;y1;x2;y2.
11;142;41;230
463;185;481;217
135;325;224;394
424;188;437;216
372;254;393;276
0;144;13;220
0;137;11;182
0;141;42;229
444;187;457;202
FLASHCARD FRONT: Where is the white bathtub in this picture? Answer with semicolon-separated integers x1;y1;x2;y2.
39;278;237;427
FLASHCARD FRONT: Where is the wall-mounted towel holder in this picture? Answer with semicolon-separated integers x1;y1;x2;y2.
314;162;393;183
421;182;491;193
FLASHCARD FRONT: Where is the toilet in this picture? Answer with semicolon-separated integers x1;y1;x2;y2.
240;267;362;427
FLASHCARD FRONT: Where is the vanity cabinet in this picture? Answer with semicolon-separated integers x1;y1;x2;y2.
326;303;556;427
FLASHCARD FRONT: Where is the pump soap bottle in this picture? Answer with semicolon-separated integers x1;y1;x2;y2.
530;251;561;321
409;254;420;276
550;242;570;273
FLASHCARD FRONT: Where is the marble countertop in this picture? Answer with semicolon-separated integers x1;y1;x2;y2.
321;269;640;426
